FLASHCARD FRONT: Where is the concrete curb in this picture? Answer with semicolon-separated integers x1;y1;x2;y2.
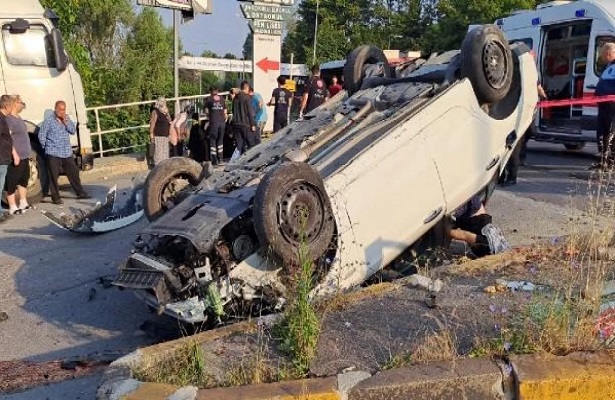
96;332;615;400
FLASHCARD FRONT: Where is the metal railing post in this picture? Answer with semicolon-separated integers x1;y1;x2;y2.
95;109;104;158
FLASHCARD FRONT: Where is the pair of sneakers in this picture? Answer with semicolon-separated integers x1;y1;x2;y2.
9;204;35;215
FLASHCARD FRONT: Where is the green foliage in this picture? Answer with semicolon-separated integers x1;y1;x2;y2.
274;226;321;376
283;0;554;64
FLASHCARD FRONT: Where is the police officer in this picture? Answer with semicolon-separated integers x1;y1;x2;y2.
299;65;328;118
204;86;227;165
596;42;615;168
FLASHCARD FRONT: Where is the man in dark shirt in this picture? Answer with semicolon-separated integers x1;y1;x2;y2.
0;95;19;222
299;65;329;118
268;76;293;133
231;81;256;155
205;86;228;165
596;42;615;168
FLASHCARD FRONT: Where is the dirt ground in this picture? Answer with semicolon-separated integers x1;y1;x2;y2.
146;238;615;387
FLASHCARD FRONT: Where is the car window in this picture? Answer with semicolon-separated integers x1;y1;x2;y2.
1;24;56;68
512;38;533;50
595;36;615;76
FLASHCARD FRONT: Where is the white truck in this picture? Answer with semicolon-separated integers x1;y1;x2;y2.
1;0;93;202
496;0;615;150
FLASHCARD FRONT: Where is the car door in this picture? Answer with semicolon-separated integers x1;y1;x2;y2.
583;20;615;141
423;89;500;213
333;125;446;275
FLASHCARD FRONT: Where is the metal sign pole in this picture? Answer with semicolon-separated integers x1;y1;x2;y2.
174;9;180;116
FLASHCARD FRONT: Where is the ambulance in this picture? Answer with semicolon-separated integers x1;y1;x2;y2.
496;0;615;150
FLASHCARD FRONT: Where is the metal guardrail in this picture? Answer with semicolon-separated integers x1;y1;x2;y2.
87;92;229;157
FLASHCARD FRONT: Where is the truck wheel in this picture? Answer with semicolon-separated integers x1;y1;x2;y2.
344;45;392;96
26;153;43;204
144;157;204;222
253;162;335;266
564;143;585;151
461;25;513;104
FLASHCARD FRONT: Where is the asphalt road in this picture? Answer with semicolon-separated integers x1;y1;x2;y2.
0;141;609;399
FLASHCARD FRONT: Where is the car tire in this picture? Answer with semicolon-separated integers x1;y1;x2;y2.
344;45;392;96
26;152;43;204
461;25;513;104
143;157;204;222
564;143;585;151
253;162;335;266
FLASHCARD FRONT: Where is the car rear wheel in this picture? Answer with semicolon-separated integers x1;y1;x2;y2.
461;25;513;104
344;45;392;96
143;157;204;222
253;162;335;266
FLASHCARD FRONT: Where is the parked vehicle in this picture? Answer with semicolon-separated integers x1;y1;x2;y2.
496;0;615;150
113;26;538;325
1;1;93;203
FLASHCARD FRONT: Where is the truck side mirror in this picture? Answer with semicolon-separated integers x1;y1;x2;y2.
49;28;68;72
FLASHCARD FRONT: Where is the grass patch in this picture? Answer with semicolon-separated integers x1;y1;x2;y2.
382;329;458;370
274;225;321;376
134;340;213;388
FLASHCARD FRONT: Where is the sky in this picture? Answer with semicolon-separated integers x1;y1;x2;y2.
155;0;250;58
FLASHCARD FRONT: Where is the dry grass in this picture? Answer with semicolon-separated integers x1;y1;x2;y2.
383;329;458;370
134;340;214;388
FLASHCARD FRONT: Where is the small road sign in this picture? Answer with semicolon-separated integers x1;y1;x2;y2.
249;20;283;36
240;3;293;21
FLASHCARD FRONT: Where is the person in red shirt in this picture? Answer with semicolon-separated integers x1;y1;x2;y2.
328;76;342;97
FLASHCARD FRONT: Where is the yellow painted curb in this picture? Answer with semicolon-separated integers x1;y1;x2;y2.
514;352;615;400
195;377;340;400
121;382;179;400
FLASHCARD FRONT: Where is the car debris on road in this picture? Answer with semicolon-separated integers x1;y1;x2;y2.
113;25;538;326
41;185;144;234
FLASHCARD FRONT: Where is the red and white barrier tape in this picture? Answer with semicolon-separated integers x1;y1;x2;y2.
537;95;615;108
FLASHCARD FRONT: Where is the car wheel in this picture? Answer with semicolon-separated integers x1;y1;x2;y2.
26;152;43;204
461;25;513;104
344;45;392;96
253;162;335;266
143;157;204;222
564;143;585;151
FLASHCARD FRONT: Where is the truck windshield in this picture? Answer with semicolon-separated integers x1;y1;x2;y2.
2;25;55;68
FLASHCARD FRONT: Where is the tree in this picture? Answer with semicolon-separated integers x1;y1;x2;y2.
243;32;254;61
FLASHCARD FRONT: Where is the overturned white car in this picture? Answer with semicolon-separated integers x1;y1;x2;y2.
113;26;538;324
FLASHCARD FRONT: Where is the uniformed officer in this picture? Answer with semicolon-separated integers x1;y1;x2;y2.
596;42;615;167
299;65;328;118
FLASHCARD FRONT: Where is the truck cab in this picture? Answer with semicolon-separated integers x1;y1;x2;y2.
497;0;615;150
0;0;92;199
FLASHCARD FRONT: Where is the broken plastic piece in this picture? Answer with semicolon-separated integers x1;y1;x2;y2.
408;274;443;293
41;185;144;233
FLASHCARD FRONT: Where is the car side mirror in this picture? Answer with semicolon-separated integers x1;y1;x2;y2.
49;28;68;72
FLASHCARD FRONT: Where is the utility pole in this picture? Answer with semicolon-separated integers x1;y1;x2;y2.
312;0;319;65
173;9;180;116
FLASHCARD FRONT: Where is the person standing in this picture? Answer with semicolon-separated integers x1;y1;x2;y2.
596;42;615;168
328;76;343;97
5;95;33;214
268;76;293;133
170;104;189;157
299;65;329;118
38;100;90;205
149;97;172;165
188;113;207;163
249;87;267;144
231;81;256;155
0;95;19;222
205;86;227;164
